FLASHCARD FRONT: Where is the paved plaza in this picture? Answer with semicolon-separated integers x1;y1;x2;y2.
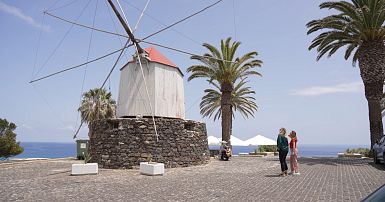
1;156;385;202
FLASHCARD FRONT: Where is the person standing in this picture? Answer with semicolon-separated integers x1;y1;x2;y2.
289;131;300;175
277;128;289;176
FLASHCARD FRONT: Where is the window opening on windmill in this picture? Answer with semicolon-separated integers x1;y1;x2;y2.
110;121;119;129
184;122;194;131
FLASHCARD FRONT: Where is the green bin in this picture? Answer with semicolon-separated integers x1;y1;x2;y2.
76;139;89;159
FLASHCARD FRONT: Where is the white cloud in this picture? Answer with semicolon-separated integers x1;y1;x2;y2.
0;1;50;31
21;124;33;130
291;82;363;96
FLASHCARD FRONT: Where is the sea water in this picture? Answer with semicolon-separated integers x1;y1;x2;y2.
10;142;370;159
13;142;76;158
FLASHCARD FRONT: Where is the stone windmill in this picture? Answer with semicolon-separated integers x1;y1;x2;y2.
88;0;209;169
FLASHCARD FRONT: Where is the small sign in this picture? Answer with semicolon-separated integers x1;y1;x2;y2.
80;143;87;149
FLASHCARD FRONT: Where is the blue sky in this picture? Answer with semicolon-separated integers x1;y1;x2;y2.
0;0;370;145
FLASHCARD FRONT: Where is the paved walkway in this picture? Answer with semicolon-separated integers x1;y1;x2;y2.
1;157;385;202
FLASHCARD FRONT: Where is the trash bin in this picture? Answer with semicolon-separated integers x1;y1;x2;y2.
76;139;89;160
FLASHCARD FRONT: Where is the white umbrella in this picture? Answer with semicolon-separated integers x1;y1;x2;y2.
230;136;249;146
245;135;276;146
207;136;221;145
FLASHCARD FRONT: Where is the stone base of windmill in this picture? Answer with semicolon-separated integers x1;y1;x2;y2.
88;117;210;169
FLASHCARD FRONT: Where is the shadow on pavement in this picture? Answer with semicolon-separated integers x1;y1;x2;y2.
300;157;385;170
47;171;71;176
264;157;385;171
367;162;385;170
265;174;282;178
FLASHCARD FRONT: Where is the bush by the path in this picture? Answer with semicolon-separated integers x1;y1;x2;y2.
345;148;370;157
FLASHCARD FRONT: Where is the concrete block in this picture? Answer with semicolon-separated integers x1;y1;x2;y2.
71;163;98;175
140;162;164;176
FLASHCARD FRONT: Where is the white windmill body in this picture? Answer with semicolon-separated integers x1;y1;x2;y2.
117;47;185;119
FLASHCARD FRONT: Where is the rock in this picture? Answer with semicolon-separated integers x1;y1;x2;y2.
102;155;109;160
141;153;151;158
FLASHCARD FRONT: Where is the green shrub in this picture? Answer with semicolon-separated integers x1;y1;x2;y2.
345;148;370;157
258;145;277;152
0;118;24;160
83;152;92;164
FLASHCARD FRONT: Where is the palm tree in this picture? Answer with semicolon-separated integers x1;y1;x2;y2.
307;0;385;147
76;88;116;138
187;37;262;144
200;79;258;121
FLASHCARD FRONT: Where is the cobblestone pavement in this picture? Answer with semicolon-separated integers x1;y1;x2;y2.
1;157;385;202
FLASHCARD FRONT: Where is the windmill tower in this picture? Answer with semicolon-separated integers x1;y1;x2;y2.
117;47;185;119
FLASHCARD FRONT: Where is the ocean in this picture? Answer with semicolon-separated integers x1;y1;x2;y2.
10;142;370;159
14;142;76;159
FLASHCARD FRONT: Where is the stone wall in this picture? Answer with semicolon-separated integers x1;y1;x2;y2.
89;118;210;169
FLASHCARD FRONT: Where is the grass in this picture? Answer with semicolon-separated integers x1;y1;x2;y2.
345;148;370;157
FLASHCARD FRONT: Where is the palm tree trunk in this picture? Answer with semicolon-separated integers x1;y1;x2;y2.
358;41;385;148
230;105;233;140
365;82;384;148
88;121;93;138
221;83;233;144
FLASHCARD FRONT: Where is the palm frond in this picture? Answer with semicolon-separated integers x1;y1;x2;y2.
78;88;116;124
199;79;258;121
307;0;385;61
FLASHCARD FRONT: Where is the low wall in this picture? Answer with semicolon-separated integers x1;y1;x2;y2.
89;118;210;169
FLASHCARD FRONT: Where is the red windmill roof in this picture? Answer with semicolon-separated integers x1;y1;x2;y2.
143;47;178;68
123;46;183;76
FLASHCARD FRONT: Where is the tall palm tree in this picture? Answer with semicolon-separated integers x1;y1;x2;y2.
307;0;385;147
187;37;262;144
200;79;258;121
76;88;116;138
